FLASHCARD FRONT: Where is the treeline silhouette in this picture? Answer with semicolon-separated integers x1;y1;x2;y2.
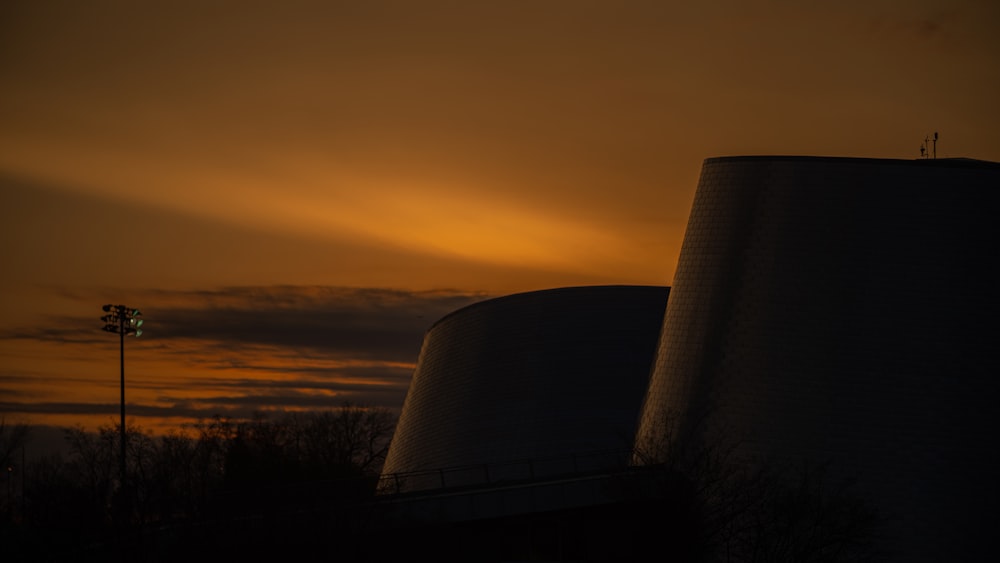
3;406;889;562
1;404;394;561
628;411;887;562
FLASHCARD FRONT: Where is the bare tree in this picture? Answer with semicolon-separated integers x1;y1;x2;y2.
300;402;395;476
1;418;30;525
6;405;396;560
0;417;30;471
634;409;885;563
64;424;117;522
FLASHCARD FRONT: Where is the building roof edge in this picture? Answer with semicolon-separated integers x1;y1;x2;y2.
704;155;1000;169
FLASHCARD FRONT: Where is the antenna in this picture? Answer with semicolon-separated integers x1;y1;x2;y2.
919;132;940;159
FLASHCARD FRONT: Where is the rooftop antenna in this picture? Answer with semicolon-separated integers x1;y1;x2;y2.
933;131;938;159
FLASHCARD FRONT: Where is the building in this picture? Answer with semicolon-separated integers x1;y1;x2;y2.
634;156;1000;561
381;285;669;494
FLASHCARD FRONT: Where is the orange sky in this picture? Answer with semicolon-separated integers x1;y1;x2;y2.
2;0;998;438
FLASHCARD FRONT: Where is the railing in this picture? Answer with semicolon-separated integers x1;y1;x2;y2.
376;448;635;496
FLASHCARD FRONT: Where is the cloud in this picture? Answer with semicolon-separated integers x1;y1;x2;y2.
0;285;492;428
0;400;251;422
143;286;487;362
0;383;408;423
866;8;963;42
4;285;489;360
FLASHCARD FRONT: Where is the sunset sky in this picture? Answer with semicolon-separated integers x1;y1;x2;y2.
2;1;998;441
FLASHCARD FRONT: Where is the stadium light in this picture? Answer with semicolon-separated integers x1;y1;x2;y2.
100;304;144;513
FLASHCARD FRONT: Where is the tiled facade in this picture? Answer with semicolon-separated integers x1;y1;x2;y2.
381;285;669;492
635;156;1000;561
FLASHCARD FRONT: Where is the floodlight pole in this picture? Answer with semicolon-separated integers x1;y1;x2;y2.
118;312;126;495
101;304;143;505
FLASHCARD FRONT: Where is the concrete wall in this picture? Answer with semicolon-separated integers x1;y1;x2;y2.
635;156;1000;561
383;285;668;492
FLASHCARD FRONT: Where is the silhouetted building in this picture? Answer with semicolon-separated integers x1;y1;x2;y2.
381;285;669;493
635;156;1000;561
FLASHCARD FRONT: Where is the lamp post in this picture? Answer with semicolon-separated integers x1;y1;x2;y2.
6;465;11;522
101;304;142;499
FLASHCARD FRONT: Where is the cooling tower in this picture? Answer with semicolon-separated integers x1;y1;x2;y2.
382;285;668;492
634;156;1000;561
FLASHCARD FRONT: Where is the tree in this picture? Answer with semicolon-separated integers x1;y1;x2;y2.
0;417;30;471
299;402;395;477
5;404;398;560
633;409;885;562
1;418;30;528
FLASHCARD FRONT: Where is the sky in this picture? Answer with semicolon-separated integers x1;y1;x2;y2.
2;0;998;441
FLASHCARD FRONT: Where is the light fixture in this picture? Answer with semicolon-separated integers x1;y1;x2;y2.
99;303;145;521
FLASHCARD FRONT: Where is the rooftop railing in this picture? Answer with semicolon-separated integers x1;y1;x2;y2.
376;448;635;496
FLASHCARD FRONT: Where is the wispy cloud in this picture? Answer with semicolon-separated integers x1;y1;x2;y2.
143;286;483;362
0;285;491;429
6;286;486;356
866;8;963;43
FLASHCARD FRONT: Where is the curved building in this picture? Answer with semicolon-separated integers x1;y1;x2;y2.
382;285;668;492
635;156;1000;561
